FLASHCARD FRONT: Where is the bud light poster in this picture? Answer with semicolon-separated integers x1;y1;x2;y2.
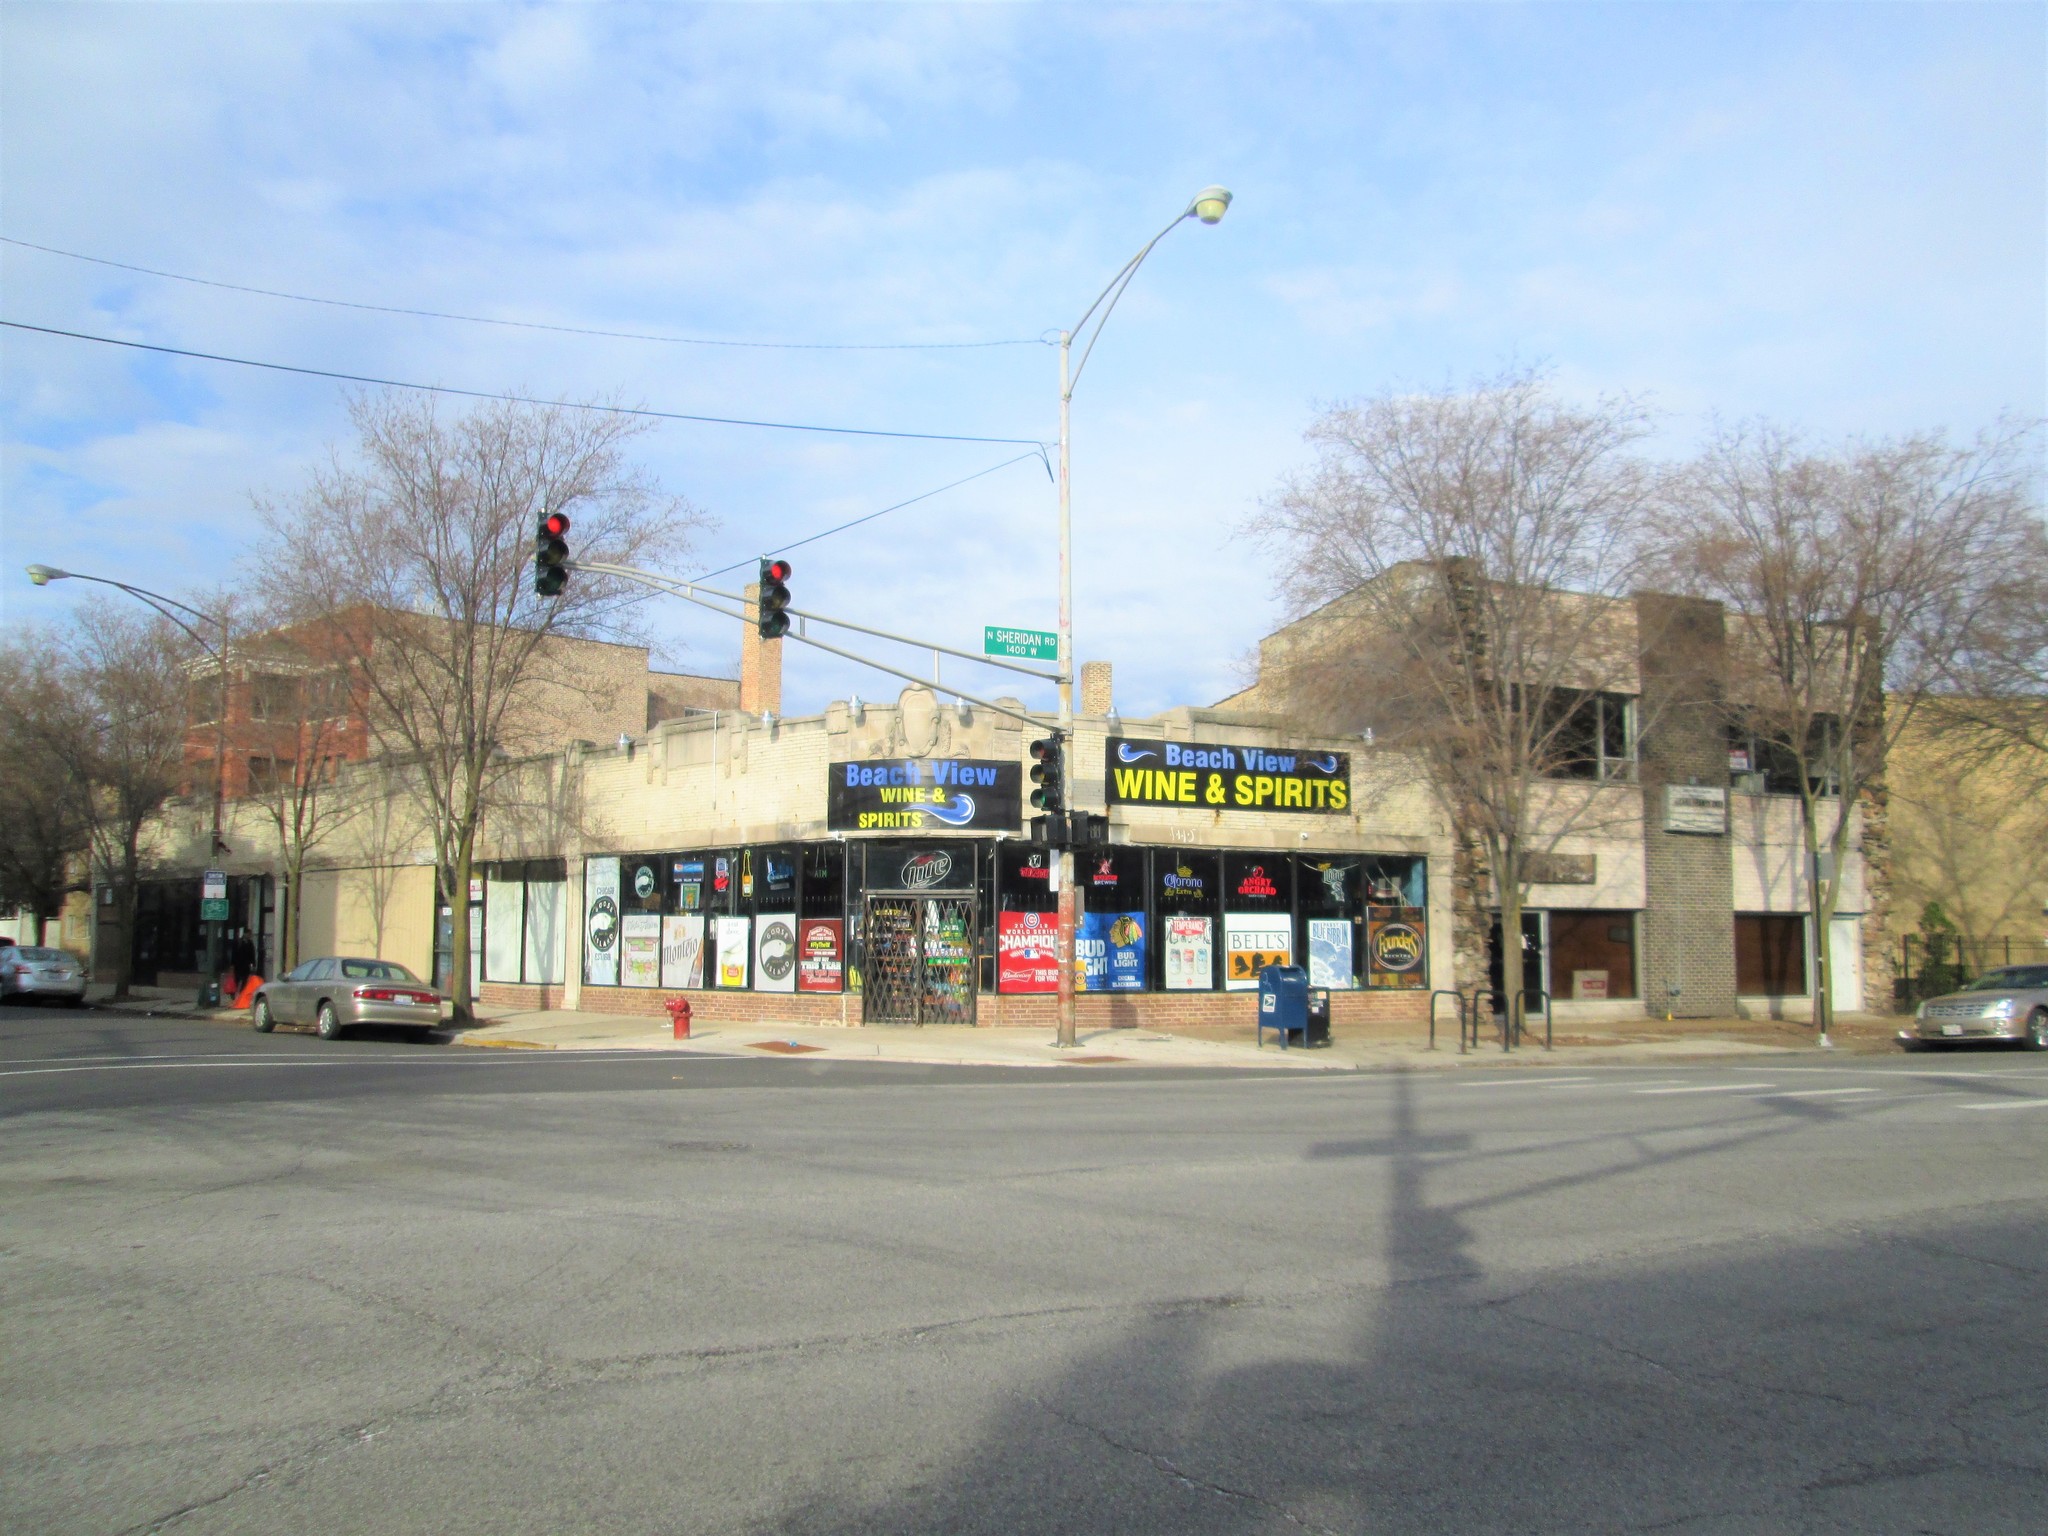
1077;911;1145;992
997;911;1059;994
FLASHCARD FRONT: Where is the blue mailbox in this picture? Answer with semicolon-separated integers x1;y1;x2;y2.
1256;965;1310;1048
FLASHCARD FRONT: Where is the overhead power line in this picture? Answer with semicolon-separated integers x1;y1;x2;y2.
690;450;1050;584
0;320;1049;448
1;236;1046;352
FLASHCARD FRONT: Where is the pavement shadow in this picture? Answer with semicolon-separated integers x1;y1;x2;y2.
759;1073;2046;1534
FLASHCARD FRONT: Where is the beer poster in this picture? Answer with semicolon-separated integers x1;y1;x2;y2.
997;911;1059;994
1307;918;1355;989
583;856;621;987
1077;911;1145;992
796;919;844;994
1223;912;1292;991
1366;908;1428;990
620;912;662;988
660;914;706;989
753;916;798;993
714;915;751;988
1163;915;1213;991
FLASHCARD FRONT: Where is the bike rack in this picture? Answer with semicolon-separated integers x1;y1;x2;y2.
1428;990;1469;1054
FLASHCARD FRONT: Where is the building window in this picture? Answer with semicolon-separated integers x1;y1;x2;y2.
249;672;301;722
1540;691;1636;782
1735;914;1808;995
1728;718;1840;797
1548;910;1638;1000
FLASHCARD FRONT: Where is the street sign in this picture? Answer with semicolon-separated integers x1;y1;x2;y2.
984;626;1057;661
201;869;229;923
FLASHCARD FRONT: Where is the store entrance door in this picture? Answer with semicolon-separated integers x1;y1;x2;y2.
860;895;977;1026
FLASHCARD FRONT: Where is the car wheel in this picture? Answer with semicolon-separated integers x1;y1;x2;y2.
317;1001;344;1041
251;997;275;1033
2027;1009;2048;1052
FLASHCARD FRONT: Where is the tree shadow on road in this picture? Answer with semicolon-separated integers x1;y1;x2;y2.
763;1072;2048;1534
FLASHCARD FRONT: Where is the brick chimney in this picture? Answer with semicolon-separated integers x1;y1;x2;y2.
739;582;783;716
1080;660;1113;716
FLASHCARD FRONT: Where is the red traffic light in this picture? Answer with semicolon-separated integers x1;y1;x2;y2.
763;558;791;584
542;511;571;538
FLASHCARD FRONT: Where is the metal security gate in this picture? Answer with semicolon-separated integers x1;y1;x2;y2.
860;895;977;1026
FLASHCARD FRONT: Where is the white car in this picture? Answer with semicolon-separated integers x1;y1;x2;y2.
0;945;87;1006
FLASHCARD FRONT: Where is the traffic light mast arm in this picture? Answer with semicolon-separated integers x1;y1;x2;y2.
569;562;1062;684
570;559;1050;727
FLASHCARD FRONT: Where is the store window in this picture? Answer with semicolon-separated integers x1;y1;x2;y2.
1222;852;1293;990
1077;847;1147;993
1736;914;1808;995
1154;852;1218;991
1296;855;1362;989
1548;910;1638;1000
795;843;846;994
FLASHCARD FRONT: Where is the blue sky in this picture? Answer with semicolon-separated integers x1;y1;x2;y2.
3;2;2042;716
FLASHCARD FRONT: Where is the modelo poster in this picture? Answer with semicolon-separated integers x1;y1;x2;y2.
997;911;1059;994
1106;737;1350;814
620;913;662;988
796;919;844;993
1077;912;1145;992
828;759;1022;832
714;915;751;988
1307;918;1355;989
1163;915;1214;991
584;856;621;987
754;916;798;993
660;914;706;989
1223;912;1293;991
1366;909;1429;990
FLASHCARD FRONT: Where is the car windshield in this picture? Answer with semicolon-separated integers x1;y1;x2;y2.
340;959;419;982
1967;965;2048;991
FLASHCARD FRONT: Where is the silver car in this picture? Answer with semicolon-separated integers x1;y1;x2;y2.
251;956;444;1040
0;944;86;1006
1900;964;2048;1050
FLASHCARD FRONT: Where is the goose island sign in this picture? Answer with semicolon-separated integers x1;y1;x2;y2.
1106;737;1352;814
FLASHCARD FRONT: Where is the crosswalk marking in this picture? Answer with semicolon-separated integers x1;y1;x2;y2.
1634;1083;1778;1095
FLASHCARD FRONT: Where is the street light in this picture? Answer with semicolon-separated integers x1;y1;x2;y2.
25;564;234;1002
1052;185;1230;1048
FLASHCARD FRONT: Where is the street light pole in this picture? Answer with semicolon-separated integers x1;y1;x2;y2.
25;565;232;999
1051;185;1231;1049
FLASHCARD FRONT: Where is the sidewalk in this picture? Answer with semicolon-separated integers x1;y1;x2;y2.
81;984;1909;1072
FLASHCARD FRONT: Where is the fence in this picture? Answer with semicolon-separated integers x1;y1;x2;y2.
1895;933;2048;1008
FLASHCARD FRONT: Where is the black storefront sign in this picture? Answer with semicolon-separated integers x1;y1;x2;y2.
1105;737;1351;814
827;759;1021;832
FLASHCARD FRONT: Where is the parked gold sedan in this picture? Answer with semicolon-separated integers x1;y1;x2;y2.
251;957;445;1040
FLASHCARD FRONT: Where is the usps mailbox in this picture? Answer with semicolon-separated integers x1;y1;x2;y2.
1256;965;1310;1049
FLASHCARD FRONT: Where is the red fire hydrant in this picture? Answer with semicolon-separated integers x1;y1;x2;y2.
665;996;692;1040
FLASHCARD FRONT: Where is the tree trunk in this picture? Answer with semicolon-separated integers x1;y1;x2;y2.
447;822;477;1023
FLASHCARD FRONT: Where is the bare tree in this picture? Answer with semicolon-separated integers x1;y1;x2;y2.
23;612;194;997
1657;420;2040;1042
1928;511;2048;799
257;391;702;1019
234;641;369;974
0;630;93;940
1247;369;1660;1037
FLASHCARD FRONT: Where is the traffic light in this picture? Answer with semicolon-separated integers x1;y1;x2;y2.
1029;732;1065;815
757;557;792;640
534;510;571;597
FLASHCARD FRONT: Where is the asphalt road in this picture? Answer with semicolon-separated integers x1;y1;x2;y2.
4;1006;2044;1535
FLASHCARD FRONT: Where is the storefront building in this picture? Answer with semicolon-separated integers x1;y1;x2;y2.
470;688;1452;1028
